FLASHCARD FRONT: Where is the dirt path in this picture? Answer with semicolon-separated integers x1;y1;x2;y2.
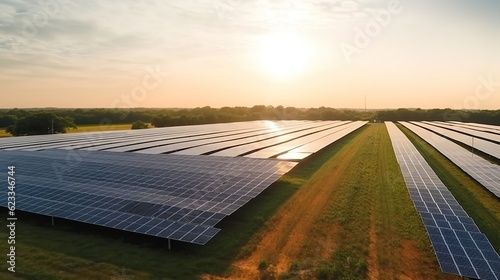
367;213;380;280
236;156;355;277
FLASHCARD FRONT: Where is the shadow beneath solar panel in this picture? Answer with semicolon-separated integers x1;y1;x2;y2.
3;125;367;279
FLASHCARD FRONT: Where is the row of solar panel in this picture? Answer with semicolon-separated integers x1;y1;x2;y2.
11;153;290;215
385;122;500;280
0;120;369;247
277;121;367;160
0;120;368;160
0;149;297;244
400;122;500;197
449;121;500;134
0;121;332;152
426;121;500;144
414;122;500;160
0;120;282;146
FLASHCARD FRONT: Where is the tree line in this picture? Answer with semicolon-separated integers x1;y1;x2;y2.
375;108;500;124
1;107;498;136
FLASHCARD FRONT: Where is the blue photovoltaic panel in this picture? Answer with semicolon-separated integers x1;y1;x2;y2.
0;149;296;245
174;121;339;156
0;120;357;161
385;122;500;280
0;121;261;150
0;121;308;152
245;121;353;159
2;122;268;151
210;121;341;157
16;128;205;151
134;121;329;154
400;121;500;197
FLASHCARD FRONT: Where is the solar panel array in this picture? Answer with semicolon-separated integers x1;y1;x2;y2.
426;121;500;144
385;122;500;279
209;121;367;159
0;149;296;245
447;122;500;135
413;122;500;160
276;121;367;160
400;122;500;198
0;121;302;152
0;120;369;246
0;120;367;161
449;121;500;133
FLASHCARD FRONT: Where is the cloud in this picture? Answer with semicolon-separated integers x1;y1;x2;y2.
0;0;499;85
0;0;381;66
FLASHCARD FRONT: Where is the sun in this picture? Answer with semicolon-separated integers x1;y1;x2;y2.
255;32;313;80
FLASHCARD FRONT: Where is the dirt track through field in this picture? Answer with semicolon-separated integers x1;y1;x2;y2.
232;142;359;278
367;213;380;280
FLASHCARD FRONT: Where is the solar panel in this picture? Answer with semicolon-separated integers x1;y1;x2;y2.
210;121;341;157
74;130;233;152
0;149;296;245
1;121;360;162
426;121;500;144
0;121;286;150
449;121;500;133
279;121;367;159
400;121;500;197
0;124;184;148
0;121;268;151
16;128;201;151
174;121;343;156
245;121;354;158
116;127;282;154
72;121;313;153
445;122;500;136
136;121;332;155
385;122;500;279
412;122;500;160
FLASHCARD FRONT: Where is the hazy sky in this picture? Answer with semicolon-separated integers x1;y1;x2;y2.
1;0;499;109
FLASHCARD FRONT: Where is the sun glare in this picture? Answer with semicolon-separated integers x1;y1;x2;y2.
255;32;313;80
263;120;279;131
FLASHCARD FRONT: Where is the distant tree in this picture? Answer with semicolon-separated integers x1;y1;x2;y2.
6;112;76;136
251;105;267;113
0;115;17;127
131;120;149;129
5;125;16;136
2;107;495;130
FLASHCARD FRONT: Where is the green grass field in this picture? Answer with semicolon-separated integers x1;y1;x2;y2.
67;124;135;133
0;123;497;279
0;129;10;138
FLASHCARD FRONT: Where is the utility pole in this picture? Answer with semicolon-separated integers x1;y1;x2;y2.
364;95;366;113
51;118;54;134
